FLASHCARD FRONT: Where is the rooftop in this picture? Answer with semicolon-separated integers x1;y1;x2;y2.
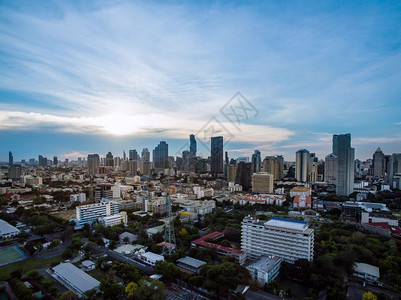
0;219;20;235
265;217;308;231
53;263;99;293
177;256;207;269
247;255;282;272
191;231;245;255
354;262;380;278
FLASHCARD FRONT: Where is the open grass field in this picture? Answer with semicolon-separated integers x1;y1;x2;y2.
0;246;28;267
0;254;62;281
50;209;76;221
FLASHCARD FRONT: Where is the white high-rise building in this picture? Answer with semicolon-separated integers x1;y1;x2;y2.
325;153;338;185
76;201;120;225
241;216;314;263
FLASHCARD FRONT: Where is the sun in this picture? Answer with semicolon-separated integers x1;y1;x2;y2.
99;115;137;136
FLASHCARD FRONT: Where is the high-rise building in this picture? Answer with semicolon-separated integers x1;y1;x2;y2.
227;164;237;182
53;156;58;166
241;216;314;263
211;136;223;175
263;156;284;181
252;172;274;193
87;154;100;175
129;149;139;161
325;153;337;185
142;148;150;161
388;153;401;188
153;141;169;170
310;162;319;183
8;151;13;166
128;160;138;175
251;150;261;174
140;148;151;175
105;152;114;167
38;155;47;167
189;134;197;157
333;134;355;196
235;162;252;190
373;147;385;178
295;149;310;182
123;150;126;161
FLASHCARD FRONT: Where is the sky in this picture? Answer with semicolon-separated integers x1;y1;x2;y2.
1;0;401;162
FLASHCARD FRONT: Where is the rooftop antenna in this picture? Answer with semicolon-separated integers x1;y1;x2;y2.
162;177;176;256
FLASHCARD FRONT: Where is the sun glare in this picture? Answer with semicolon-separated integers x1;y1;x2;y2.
99;115;136;136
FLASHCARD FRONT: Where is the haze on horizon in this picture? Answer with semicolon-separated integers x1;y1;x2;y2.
1;0;401;162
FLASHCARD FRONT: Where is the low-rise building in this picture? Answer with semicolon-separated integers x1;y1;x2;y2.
0;219;20;239
138;252;164;266
100;212;128;227
119;232;138;244
176;256;207;274
246;255;282;285
81;260;96;270
52;263;100;297
70;193;86;202
293;195;312;209
289;186;311;198
353;262;380;282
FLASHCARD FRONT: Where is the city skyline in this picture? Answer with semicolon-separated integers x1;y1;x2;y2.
1;1;401;161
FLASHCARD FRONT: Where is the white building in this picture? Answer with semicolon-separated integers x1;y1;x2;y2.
138;251;164;266
100;211;128;227
70;193;86;203
246;256;282;285
52;263;100;297
289;186;311;198
353;262;380;282
0;219;20;239
75;200;120;225
193;186;214;199
241;216;314;263
228;182;243;192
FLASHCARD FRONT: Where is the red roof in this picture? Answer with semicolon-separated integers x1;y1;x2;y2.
363;222;401;238
192;231;244;255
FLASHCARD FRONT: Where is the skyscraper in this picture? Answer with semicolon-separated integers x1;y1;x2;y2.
388;153;401;187
333;134;355;196
211;136;223;175
129;149;139;161
325;153;337;185
53;156;58;166
153;141;169;170
263;156;284;181
189;134;197;157
8;151;13;166
87;154;100;175
235;162;252;190
295;149;310;182
373;147;385;178
227;164;237;182
105;152;114;167
251;150;261;174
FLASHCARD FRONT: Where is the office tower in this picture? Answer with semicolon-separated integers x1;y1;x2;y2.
235;162;252;190
295;149;310;182
140;148;151;175
211;136;223;175
105;152;114;167
8;165;21;180
53;156;58;166
237;157;249;163
263;156;284;181
123;150;126;161
129;149;139;161
227;164;237;182
310;162;319;183
94;183;120;202
225;151;229;165
189;134;197;157
196;158;208;174
142;148;150;161
8;151;13;166
373;147;385;178
388;153;401;187
252;172;273;193
251;150;261;174
153;141;169;170
242;216;314;263
128;160;138;175
325;153;338;184
182;150;190;171
87;154;100;175
333;134;355;196
38;155;46;167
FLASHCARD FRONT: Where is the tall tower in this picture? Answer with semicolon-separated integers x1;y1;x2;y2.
153;141;169;170
211;136;223;176
8;151;13;166
251;150;261;174
189;134;197;157
333;134;354;196
325;153;337;184
373;147;385;178
87;154;100;175
296;149;310;182
105;152;114;167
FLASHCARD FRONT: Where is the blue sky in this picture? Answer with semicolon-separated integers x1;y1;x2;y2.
1;0;401;162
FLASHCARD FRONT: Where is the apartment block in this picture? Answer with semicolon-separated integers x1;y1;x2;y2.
241;216;314;263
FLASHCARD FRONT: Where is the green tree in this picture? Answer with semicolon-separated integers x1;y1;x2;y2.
154;262;182;281
363;291;377;300
203;262;241;298
132;279;166;300
100;278;123;299
125;282;138;297
58;290;79;300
